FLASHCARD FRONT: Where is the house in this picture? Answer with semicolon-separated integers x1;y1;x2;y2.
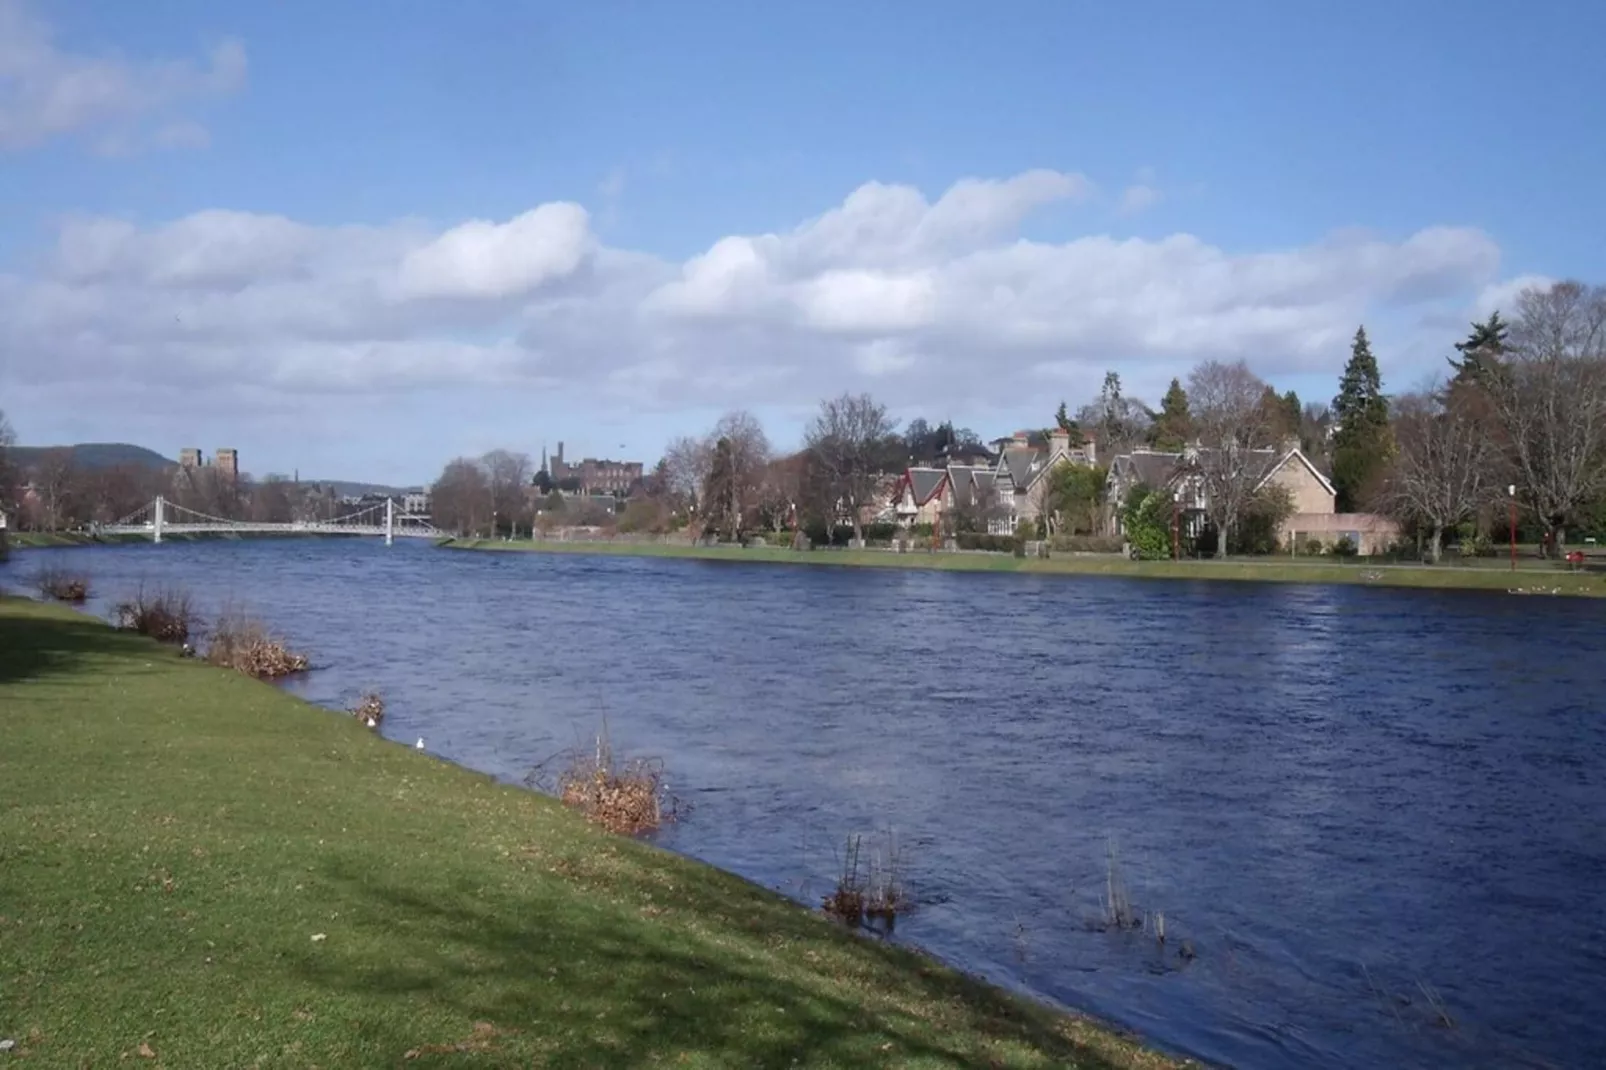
891;428;1100;537
989;429;1100;532
1105;440;1400;553
890;467;950;528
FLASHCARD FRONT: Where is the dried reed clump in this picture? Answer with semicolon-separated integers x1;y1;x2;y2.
554;726;672;836
35;566;91;603
205;610;309;679
114;585;196;644
823;832;911;927
351;692;385;729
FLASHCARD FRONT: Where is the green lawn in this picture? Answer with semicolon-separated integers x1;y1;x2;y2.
0;597;1188;1069
452;537;1606;597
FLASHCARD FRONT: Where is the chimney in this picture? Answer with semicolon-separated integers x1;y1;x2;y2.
1084;436;1098;466
1049;428;1070;455
1012;429;1030;446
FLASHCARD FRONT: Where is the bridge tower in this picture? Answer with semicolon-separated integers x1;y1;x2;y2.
154;495;165;544
385;497;394;546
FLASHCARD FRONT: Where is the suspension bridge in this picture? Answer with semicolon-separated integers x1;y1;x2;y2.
93;496;442;545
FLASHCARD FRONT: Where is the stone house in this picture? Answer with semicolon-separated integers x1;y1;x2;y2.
1106;441;1400;552
894;428;1102;536
990;428;1100;531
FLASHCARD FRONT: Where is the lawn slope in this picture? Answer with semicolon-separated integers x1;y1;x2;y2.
0;598;1187;1069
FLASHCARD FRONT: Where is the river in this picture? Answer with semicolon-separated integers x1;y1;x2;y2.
6;539;1604;1069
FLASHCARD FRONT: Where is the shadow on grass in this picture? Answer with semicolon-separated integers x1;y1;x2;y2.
294;859;1157;1069
0;599;166;687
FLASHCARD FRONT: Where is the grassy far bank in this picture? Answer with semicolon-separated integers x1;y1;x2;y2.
0;597;1188;1069
450;537;1606;597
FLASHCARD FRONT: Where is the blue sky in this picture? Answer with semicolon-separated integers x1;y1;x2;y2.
2;0;1602;484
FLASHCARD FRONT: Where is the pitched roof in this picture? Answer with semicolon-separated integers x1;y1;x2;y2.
1110;450;1184;489
999;447;1045;489
946;465;996;508
904;467;948;505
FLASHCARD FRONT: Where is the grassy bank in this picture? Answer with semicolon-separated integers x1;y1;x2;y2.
451;537;1606;597
0;597;1187;1069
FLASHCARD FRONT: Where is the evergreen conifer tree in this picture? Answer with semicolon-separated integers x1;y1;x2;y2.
1331;326;1392;511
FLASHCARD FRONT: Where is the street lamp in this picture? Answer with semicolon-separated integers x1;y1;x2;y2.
1508;485;1517;571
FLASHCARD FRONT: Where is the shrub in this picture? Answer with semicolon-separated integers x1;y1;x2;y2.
1303;538;1325;556
1332;535;1359;558
205;609;310;679
1049;534;1123;554
553;725;672;836
1121;486;1172;560
351;692;385;729
954;532;1015;552
35;566;90;603
114;585;196;644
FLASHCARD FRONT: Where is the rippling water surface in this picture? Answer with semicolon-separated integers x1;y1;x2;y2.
10;540;1605;1069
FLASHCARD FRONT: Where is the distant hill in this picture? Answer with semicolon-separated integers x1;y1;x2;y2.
312;480;414;499
8;442;175;471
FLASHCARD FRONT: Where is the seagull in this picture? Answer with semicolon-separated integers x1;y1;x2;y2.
415;738;425;750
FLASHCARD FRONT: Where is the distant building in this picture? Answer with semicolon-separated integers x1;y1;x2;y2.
402;490;429;517
544;441;642;496
176;447;237;479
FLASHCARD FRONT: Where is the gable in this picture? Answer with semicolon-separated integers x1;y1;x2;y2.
1256;449;1337;499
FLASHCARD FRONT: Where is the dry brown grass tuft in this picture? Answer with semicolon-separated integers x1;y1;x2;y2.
114;585;196;644
35;566;90;603
205;609;309;679
823;832;911;927
351;691;385;729
551;724;673;836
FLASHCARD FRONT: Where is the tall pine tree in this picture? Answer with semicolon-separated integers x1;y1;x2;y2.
1149;378;1192;451
1448;311;1509;386
1330;326;1392;512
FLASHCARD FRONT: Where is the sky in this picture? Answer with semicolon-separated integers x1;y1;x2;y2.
1;0;1603;486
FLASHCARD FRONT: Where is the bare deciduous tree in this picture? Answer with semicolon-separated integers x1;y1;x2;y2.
661;434;712;514
712;409;770;533
430;457;493;535
481;449;534;536
32;448;77;531
1483;280;1606;551
1375;385;1502;562
804;392;897;545
1187;359;1279;556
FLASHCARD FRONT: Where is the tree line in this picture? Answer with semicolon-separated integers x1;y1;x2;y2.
421;278;1606;556
0;431;363;533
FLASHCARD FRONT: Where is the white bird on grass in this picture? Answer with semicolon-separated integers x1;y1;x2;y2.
415;738;425;750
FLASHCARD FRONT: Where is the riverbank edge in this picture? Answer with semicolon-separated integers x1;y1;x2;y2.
0;595;1196;1069
447;537;1606;597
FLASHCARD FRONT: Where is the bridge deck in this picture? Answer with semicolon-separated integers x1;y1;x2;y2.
96;523;442;538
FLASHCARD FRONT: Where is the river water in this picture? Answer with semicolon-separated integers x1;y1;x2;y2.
7;539;1605;1069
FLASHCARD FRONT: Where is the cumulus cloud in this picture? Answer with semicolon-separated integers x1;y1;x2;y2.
0;169;1527;425
0;0;244;152
396;204;593;301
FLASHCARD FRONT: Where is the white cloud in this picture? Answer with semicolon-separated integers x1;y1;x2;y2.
0;169;1524;433
0;0;244;152
1474;274;1553;319
395;203;593;301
